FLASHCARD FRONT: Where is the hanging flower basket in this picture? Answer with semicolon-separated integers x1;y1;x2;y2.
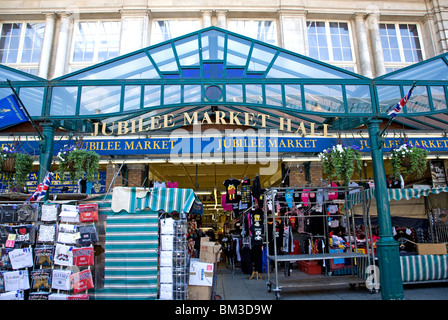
57;144;100;182
318;144;362;186
1;156;16;173
389;144;428;179
0;143;34;189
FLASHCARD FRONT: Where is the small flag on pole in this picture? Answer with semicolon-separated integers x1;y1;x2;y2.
27;172;54;202
387;84;416;118
0;94;29;130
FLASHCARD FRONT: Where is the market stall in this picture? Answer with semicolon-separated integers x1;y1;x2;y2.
93;186;202;300
350;187;448;285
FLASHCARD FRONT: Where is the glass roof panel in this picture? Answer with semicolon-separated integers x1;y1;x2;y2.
174;35;200;67
381;58;448;80
64;52;160;80
267;52;357;79
247;43;276;72
201;30;225;60
0;65;41;81
149;44;178;72
226;35;251;66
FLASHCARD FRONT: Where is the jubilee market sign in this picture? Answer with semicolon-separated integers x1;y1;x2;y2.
83;110;448;155
2;110;448;156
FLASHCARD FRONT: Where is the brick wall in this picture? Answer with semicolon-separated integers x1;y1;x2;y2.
286;162;323;186
105;163;147;189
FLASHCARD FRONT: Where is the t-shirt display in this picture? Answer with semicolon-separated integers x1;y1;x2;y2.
223;178;240;203
0;201;99;300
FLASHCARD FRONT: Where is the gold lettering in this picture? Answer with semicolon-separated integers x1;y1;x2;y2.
244;113;256;126
117;121;129;135
151;116;162;130
202;112;213;125
257;114;270;128
184;112;199;125
125;141;134;150
310;122;315;136
91;123;99;137
163;114;175;128
144;141;152;150
229;112;242;125
215;111;227;124
102;123;114;136
279;117;292;132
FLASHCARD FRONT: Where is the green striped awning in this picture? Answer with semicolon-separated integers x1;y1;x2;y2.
401;254;448;283
93;196;159;300
111;187;201;214
349;187;448;206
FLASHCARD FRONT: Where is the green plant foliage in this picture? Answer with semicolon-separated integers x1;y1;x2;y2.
57;145;100;182
318;144;362;186
389;144;428;179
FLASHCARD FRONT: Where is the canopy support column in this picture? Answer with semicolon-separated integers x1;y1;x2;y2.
38;122;55;200
367;118;404;300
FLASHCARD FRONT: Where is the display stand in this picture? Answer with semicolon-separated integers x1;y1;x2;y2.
264;186;375;299
0;199;98;300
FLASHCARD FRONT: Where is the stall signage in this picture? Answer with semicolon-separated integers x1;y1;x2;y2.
1;136;448;156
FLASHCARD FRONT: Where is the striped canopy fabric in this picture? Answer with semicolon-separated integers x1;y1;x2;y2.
348;187;448;206
401;254;448;283
111;187;201;214
93;194;159;300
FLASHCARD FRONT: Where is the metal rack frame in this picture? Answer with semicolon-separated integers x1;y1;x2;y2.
263;186;375;299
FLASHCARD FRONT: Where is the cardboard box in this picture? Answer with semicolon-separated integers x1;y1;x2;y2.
417;243;447;255
187;285;212;300
189;260;214;286
199;238;221;263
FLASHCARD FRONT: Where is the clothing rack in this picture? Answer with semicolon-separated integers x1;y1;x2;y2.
263;186;375;299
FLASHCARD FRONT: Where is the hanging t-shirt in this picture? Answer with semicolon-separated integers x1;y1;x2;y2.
8;248;33;269
70;269;94;294
301;189;311;206
240;179;252;206
73;246;94;267
285;189;294;208
327;182;338;200
52;269;73;291
221;194;233;211
54;244;73;266
223;178;240;203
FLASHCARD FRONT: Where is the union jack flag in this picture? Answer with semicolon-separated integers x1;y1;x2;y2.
387;84;416;118
27;172;54;202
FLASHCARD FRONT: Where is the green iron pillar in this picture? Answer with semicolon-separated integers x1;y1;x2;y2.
367;118;404;300
38;122;55;200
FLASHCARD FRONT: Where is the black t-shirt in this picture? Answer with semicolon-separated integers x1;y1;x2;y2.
223;178;240;203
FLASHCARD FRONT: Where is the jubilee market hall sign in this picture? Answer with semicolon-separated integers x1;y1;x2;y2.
2;110;448;155
83;110;448;155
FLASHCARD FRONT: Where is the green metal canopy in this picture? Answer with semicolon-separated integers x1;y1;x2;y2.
1;26;448;134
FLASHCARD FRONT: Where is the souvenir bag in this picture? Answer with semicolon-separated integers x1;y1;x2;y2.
17;203;39;222
28;292;50;300
9;225;35;245
48;293;69;300
8;248;33;269
54;244;73;267
78;204;98;222
0;248;12;269
73;246;94;267
51;269;72;291
77;224;99;246
41;204;59;222
70;269;94;293
3;270;29;291
37;224;56;243
68;293;89;300
57;224;77;244
31;269;52;290
34;245;54;267
0;205;18;223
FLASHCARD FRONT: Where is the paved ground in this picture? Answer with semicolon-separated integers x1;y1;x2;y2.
214;264;448;300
